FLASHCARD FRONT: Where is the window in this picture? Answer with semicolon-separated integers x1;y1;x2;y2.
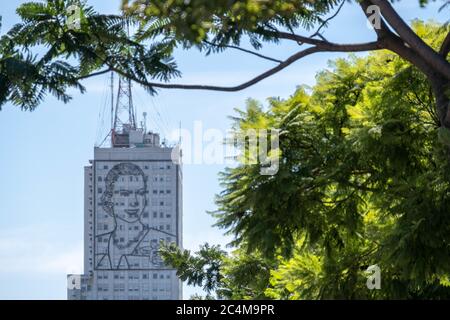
153;273;157;279
143;212;149;218
166;214;172;218
153;190;157;195
98;188;103;194
160;201;164;206
166;225;171;231
160;212;164;218
167;165;171;170
103;165;108;170
153;211;157;218
98;176;102;182
166;190;171;194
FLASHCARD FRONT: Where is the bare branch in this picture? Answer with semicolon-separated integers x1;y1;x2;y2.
203;40;282;64
278;1;345;48
309;0;346;40
105;41;382;92
274;31;325;46
76;68;112;80
370;0;450;80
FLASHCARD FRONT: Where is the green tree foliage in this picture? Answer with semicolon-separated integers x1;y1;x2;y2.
122;0;449;130
0;0;180;110
123;0;442;46
124;0;342;44
160;243;274;299
161;22;450;299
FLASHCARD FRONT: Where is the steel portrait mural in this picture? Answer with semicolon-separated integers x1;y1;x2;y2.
94;162;176;270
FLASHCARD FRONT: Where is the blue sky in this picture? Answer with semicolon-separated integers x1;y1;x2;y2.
0;1;447;299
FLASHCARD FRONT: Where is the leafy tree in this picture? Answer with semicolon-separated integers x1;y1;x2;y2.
0;0;179;110
3;0;449;124
161;22;450;299
160;243;274;299
123;0;450;132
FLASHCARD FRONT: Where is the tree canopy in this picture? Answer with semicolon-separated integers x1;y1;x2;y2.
122;0;450;129
161;21;450;299
1;0;449;125
0;0;180;110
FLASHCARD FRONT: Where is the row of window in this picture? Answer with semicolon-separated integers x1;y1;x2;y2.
97;175;173;183
97;224;172;231
97;212;173;220
97;188;173;194
99;295;170;300
97;231;172;243
98;273;171;280
97;286;171;293
100;164;173;171
94;200;173;209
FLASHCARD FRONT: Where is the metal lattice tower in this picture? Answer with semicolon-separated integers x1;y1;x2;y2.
111;76;137;147
113;77;136;132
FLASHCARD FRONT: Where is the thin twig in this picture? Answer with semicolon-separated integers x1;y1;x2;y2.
203;40;282;64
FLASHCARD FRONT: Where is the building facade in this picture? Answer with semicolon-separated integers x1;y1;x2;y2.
68;128;182;300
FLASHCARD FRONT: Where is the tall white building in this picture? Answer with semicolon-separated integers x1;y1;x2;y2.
68;126;183;300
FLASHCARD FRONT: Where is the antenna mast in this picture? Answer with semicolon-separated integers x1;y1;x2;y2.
111;19;139;147
113;77;136;130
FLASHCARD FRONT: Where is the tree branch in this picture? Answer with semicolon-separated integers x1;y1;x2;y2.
440;30;450;57
359;0;393;39
76;68;112;80
370;0;450;80
280;0;346;47
104;41;382;92
273;31;325;46
203;40;282;63
309;0;346;40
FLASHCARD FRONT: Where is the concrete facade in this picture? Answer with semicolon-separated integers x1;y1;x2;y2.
68;131;182;300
